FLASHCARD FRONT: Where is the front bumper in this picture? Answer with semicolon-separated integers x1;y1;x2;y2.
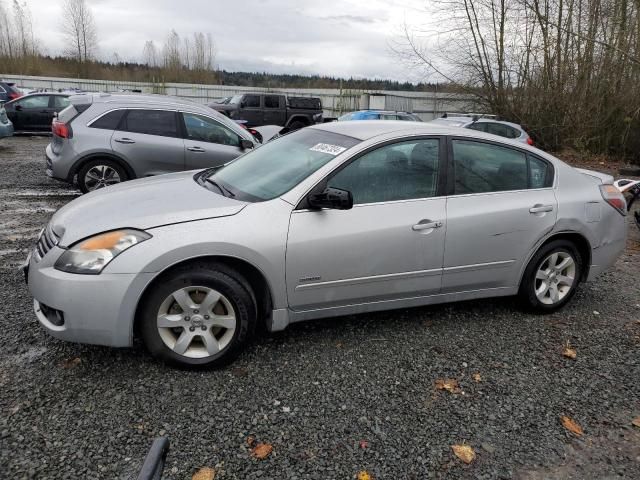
26;246;155;347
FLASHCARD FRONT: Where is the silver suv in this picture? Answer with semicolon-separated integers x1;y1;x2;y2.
46;93;257;193
26;121;627;368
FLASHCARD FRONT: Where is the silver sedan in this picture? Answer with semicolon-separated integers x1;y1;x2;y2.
26;121;628;367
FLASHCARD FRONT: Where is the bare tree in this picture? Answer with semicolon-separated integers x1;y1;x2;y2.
162;29;182;76
61;0;97;67
142;40;158;67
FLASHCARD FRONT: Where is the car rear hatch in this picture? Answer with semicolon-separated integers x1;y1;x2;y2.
51;94;93;154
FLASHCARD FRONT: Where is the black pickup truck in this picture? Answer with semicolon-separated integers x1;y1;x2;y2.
208;93;323;130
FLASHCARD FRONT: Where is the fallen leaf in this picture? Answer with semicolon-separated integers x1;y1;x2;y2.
359;440;369;449
435;378;461;393
451;444;476;464
251;442;273;460
192;467;216;480
561;415;584;436
562;346;577;360
472;373;482;382
246;435;256;447
632;417;640;428
357;471;373;480
61;357;81;369
336;342;343;348
231;367;248;378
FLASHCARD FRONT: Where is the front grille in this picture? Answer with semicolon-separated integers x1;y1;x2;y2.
33;225;60;262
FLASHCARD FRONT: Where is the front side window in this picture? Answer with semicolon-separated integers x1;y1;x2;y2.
121;110;179;137
329;139;440;204
183;113;240;146
208;129;360;201
452;140;530;194
243;95;260;108
15;95;49;109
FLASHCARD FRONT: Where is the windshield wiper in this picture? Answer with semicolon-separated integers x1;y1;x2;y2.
205;177;235;197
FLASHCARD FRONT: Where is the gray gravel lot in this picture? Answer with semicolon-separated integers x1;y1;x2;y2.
1;136;639;479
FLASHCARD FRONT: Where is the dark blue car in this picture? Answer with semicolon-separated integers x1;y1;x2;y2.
338;110;422;122
0;81;23;103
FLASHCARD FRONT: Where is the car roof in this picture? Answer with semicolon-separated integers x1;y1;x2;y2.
350;110;413;115
310;119;534;147
435;116;523;130
77;92;201;109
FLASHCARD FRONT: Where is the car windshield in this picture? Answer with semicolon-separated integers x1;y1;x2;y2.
205;128;360;201
228;95;243;105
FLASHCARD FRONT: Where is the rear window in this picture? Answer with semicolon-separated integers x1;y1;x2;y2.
121;109;179;137
90;109;125;130
57;104;80;123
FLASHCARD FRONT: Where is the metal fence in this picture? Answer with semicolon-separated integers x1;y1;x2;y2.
1;74;478;120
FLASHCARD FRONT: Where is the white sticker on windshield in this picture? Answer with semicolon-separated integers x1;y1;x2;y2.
309;143;347;155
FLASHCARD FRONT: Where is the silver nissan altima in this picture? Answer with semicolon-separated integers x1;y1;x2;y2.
25;121;628;367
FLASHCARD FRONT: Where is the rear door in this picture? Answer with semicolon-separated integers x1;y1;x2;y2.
110;109;185;176
181;112;246;169
263;95;286;125
442;138;557;292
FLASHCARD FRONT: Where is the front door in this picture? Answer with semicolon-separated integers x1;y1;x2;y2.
286;137;446;311
11;94;51;131
442;138;557;292
181;112;246;169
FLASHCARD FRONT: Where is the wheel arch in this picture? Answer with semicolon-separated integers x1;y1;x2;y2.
68;152;136;183
133;255;274;339
519;231;592;287
285;115;311;128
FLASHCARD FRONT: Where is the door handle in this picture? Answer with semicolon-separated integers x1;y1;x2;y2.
529;204;553;214
187;146;205;152
114;137;135;144
412;219;443;231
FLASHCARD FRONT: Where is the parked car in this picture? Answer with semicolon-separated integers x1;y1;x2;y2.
0;103;14;139
431;114;533;145
3;93;70;133
0;81;23;103
46;93;258;193
338;110;422;122
25;121;627;367
209;93;323;130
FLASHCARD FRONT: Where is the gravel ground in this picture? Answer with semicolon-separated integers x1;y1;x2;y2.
1;136;639;480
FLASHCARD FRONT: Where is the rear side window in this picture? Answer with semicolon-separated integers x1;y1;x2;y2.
121;109;179;137
467;122;487;132
53;96;70;109
529;155;552;188
90;109;125;130
264;95;280;108
243;95;260;108
452;140;527;194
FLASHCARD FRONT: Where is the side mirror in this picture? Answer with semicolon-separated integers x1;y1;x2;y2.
308;186;353;210
240;139;254;150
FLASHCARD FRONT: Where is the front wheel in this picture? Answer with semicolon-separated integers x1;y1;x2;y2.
139;263;257;368
519;240;582;312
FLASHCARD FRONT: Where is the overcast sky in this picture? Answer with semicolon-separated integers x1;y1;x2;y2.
23;0;431;81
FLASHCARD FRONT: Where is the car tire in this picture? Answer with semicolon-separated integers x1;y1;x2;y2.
77;159;128;193
288;121;306;131
519;240;582;312
139;262;257;368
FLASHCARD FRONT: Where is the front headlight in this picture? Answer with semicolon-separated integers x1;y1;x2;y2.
54;229;151;274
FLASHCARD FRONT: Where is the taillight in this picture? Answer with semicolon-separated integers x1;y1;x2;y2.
526;137;534;146
52;119;72;139
8;91;21;100
599;184;627;215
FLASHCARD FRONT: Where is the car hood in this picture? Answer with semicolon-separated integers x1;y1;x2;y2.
210;104;236;113
50;171;247;247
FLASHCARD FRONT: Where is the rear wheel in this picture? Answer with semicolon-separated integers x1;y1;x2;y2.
288;120;307;131
139;263;257;368
77;159;128;193
519;240;582;312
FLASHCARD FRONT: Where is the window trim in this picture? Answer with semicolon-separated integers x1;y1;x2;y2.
179;111;242;147
296;135;447;209
446;136;555;196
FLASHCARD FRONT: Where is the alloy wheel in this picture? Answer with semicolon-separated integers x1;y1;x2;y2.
156;286;237;359
84;165;121;191
534;251;576;305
